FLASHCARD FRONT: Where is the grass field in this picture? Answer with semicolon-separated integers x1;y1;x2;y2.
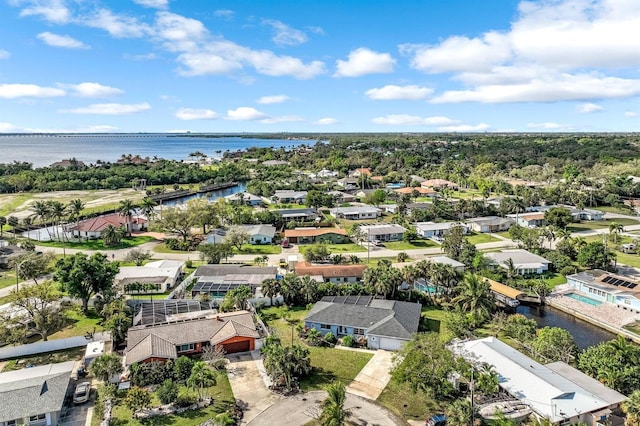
383;240;437;250
38;235;157;251
47;307;104;340
567;218;639;233
298;243;367;254
1;346;85;372
234;244;282;255
378;378;444;422
0;270;19;291
259;306;373;391
109;373;235;426
466;232;495;245
594;206;637;215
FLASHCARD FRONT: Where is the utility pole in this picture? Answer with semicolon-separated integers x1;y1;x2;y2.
470;366;475;426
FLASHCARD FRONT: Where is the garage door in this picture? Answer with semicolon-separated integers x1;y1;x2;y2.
378;337;404;351
221;340;251;354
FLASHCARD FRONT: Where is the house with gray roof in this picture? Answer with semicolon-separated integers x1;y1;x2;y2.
359;223;407;242
192;265;277;298
272;190;308;204
466;216;514;233
304;295;421;351
0;361;75;426
485;249;551;275
330;206;381;220
273;208;318;221
224;191;263;206
235;224;277;244
125;310;259;365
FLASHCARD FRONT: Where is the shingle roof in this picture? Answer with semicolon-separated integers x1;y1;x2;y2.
359;224;407;235
284;228;347;238
236;224;276;238
126;333;178;364
294;262;367;278
305;296;420;340
194;265;277;277
0;361;74;422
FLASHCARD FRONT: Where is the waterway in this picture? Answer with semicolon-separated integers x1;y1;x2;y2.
517;304;616;350
160;182;247;206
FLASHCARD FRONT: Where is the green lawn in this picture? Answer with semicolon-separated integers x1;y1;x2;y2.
623;321;640;335
614;251;640;268
298;243;367;254
567;218;639;233
37;235;158;250
465;232;495;245
1;346;85;372
260;306;373;390
153;244;195;254
595;206;637;215
496;231;512;239
383;240;437;250
0;270;19;291
234;244;282;255
109;373;235;426
47;307;104;340
378;378;444;422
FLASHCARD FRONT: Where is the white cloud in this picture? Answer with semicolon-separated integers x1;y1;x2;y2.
175;108;218;120
365;85;433;100
257;95;290;104
82;9;150;38
0;122;19;133
0;123;119;133
226;107;268;121
334;48;395;77
59;82;123;97
577;102;603;113
314;117;337;125
154;12;208;52
18;0;70;24
133;0;168;9
404;0;640;104
371;114;458;126
262;19;308;46
431;73;640;103
527;122;572;130
261;115;304;124
0;83;65;99
0;49;10;59
63;103;151;115
307;26;324;35
214;9;234;20
37;32;89;49
625;111;638;117
438;123;490;132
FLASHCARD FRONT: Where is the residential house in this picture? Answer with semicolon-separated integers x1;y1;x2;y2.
452;337;626;425
327;191;355;203
359;224;407;242
507;212;547;228
0;361;75;426
49;158;85;168
0;240;26;267
421;179;459;190
273;208;318;222
425;255;465;272
125;310;259;365
507;179;545;189
317;169;339;178
394;187;437;197
131;300;217;327
68;213;147;239
191;265;277;298
567;270;640;312
115;260;185;294
304;295;421;351
272;190;307;204
414;221;468;239
294;262;367;283
330;206;381;220
261;160;290;166
466;216;514;233
224;192;263;206
336;177;358;190
525;205;604;221
235;224;276;244
284;228;349;244
350;168;372;178
485;249;551;275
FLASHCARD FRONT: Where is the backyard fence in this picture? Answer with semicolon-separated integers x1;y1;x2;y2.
0;331;111;360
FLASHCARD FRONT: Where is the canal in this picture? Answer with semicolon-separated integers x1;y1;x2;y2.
517;304;616;350
160;182;247;206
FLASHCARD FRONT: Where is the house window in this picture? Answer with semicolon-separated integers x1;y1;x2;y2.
320;324;330;329
7;420;16;426
29;414;46;422
178;343;195;352
354;328;365;335
338;326;347;335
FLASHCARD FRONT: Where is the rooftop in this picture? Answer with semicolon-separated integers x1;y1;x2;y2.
284;228;347;238
295;262;367;278
359;223;407;235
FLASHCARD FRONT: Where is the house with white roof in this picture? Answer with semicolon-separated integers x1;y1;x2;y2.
0;361;75;426
359;224;407;242
224;192;263;206
272;190;308;204
567;270;640;312
330;206;381;220
115;260;184;294
485;249;551;275
452;337;626;425
414;221;468;239
235;224;277;244
466;216;514;233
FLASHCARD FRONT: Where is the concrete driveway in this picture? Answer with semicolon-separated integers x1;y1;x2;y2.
247;390;406;426
346;349;394;400
225;352;281;425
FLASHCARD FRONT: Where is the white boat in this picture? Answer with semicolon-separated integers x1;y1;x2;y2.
479;400;532;422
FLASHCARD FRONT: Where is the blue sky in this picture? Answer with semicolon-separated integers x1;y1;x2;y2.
0;0;639;133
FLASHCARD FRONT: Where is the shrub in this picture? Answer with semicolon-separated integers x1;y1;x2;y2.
185;259;193;268
173;356;195;384
175;388;198;407
324;332;337;345
157;379;178;404
341;335;354;347
129;361;175;387
306;328;322;346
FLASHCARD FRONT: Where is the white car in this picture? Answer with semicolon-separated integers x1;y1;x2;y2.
73;382;91;404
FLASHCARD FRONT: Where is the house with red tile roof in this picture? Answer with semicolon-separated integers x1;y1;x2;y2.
68;213;147;239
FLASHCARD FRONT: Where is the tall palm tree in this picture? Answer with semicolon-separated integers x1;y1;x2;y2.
622;390;640;426
140;197;157;224
447;398;476;426
88;353;123;383
22;217;31;240
300;275;318;304
319;381;352;426
31;200;52;240
262;278;281;306
0;216;6;237
47;200;67;241
452;274;494;327
101;225;125;247
187;361;217;400
7;216;19;239
67;199;85;242
280;274;301;305
609;221;623;244
118;199;137;237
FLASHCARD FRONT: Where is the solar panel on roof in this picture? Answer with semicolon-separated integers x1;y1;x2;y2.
629;284;638;289
602;276;614;284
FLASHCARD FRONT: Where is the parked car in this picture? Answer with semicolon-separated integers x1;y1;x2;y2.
427;414;447;426
281;239;291;248
73;382;91;404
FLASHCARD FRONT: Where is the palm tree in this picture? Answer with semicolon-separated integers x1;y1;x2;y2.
452;274;494;327
88;353;123;383
0;216;6;237
118;199;137;237
363;266;386;298
7;216;19;239
349;255;361;264
609;221;623;244
22;217;31;240
262;278;281;306
101;225;125;247
447;398;476;426
67;199;85;242
187;361;217;400
623;390;640;426
140;197;157;224
319;381;352;426
280;274;301;305
47;200;67;241
31;200;52;240
300;275;318;304
542;227;555;249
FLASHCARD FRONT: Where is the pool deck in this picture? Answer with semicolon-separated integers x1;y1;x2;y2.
548;285;640;342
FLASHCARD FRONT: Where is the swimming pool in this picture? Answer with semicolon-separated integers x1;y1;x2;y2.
565;292;602;306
